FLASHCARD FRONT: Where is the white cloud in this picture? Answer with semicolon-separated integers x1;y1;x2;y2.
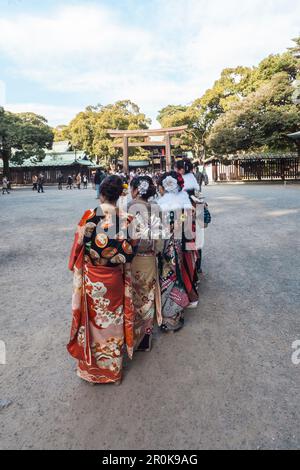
0;0;299;126
5;102;82;126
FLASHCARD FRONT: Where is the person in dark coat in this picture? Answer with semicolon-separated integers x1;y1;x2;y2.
58;173;64;190
37;173;45;193
66;175;73;190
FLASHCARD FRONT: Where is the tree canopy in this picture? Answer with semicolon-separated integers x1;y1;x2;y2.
0;109;53;177
157;38;300;160
61;100;151;165
289;36;300;60
208;73;300;155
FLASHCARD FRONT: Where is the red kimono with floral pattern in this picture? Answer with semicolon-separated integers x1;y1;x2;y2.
67;206;136;384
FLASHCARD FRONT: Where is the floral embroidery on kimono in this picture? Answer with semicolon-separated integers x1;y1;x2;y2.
67;207;136;384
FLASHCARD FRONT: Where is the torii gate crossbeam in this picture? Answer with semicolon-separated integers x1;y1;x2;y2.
108;126;188;173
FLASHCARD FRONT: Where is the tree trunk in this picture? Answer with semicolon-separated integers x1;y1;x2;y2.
195;145;204;164
1;148;11;178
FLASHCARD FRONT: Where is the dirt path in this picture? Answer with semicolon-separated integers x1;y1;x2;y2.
0;184;299;449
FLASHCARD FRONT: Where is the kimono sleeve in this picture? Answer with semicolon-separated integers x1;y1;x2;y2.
68;209;96;271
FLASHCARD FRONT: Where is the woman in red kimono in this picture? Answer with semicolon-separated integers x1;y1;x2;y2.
67;175;137;385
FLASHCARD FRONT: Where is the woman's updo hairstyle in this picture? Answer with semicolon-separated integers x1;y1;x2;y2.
176;159;193;174
175;160;185;172
130;175;156;200
158;171;184;192
183;158;193;174
99;175;124;203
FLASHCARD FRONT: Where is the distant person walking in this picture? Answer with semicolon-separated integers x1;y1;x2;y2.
83;174;88;189
76;173;82;190
32;175;38;191
66;175;73;190
203;167;209;186
195;165;205;192
2;176;10;195
37;173;45;193
58;173;64;190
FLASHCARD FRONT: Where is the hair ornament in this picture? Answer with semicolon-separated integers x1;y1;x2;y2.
138;180;150;196
162;176;179;194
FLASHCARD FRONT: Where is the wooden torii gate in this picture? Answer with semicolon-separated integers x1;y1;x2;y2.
108;126;188;173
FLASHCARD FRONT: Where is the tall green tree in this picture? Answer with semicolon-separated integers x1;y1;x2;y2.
198;66;253;123
53;125;70;142
157;104;211;161
249;52;299;89
0;109;53;177
207;72;300;155
288;36;300;60
157;67;255;161
157;105;189;125
157;46;300;161
66;100;151;164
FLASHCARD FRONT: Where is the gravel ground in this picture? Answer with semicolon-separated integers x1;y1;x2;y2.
0;183;299;450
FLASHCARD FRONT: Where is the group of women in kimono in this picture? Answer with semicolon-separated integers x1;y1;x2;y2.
67;160;210;385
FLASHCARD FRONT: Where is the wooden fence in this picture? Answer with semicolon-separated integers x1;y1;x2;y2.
214;158;300;182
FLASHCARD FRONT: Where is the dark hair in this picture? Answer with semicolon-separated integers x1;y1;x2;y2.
130;175;156;200
158;171;183;192
122;174;129;184
99;175;124;203
176;159;193;174
184;159;194;174
175;160;185;172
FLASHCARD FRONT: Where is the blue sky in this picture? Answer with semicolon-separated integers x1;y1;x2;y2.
0;0;299;127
